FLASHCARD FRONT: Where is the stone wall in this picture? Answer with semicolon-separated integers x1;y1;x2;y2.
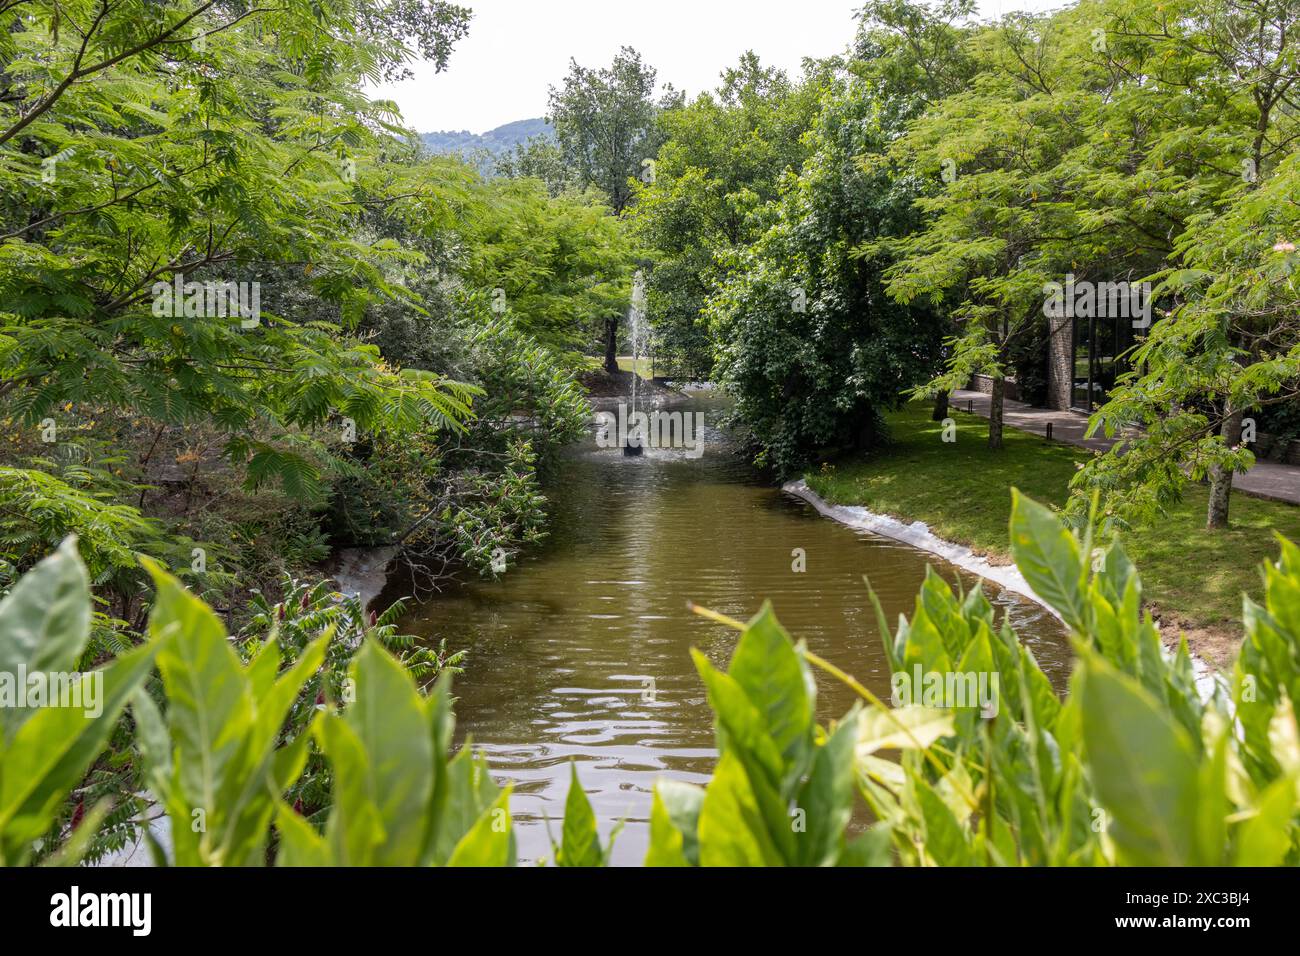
967;374;1020;402
1253;431;1300;466
1047;314;1073;410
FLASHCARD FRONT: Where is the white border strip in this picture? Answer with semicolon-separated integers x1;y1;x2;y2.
783;479;1056;616
783;479;1217;696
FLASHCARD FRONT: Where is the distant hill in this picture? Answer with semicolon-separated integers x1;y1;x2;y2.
420;118;553;168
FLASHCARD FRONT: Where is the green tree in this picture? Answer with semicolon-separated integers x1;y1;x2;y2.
883;10;1104;450
494;135;579;197
706;6;967;474
458;176;636;365
0;0;479;505
630;52;827;378
1071;0;1300;530
547;46;679;216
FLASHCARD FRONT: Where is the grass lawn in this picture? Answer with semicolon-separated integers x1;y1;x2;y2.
804;402;1300;664
615;356;654;377
579;356;655;377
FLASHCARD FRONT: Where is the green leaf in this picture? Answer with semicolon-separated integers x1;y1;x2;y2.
557;762;602;866
0;537;91;740
1009;489;1086;629
692;649;793;860
857;706;955;756
146;559;251;849
909;768;973;866
1233;776;1298;866
645;785;691;867
697;752;783;866
341;641;434;865
428;747;498;864
795;711;859;866
728;603;814;775
318;715;384;865
447;787;514;866
1078;654;1202;865
652;778;704;866
275;801;332;867
838;823;894;867
0;641;158;864
418;671;457;866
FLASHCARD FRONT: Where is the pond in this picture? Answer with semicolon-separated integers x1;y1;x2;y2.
394;388;1068;864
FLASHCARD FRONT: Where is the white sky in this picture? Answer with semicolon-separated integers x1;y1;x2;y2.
371;0;1068;133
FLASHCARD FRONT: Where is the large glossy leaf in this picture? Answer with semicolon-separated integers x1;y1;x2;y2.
1008;489;1086;629
447;788;514;867
318;715;385;865
557;762;602;867
0;537;91;740
901;600;953;676
692;649;793;860
651;778;704;866
429;747;496;864
919;568;970;662
727;603;814;775
857;705;954;756
146;560;252;845
795;711;858;866
909;769;973;866
1079;655;1202;865
0;641;158;863
418;672;457;866
1233;776;1298;866
275;801;331;867
838;824;894;867
645;785;691;867
341;641;434;865
697;753;783;866
216;636;329;866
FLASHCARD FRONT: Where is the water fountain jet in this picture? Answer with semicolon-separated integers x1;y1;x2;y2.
623;271;647;457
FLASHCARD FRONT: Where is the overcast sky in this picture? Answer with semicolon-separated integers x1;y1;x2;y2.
370;0;1069;134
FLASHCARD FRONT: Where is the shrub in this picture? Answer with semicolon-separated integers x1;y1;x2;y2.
0;493;1296;866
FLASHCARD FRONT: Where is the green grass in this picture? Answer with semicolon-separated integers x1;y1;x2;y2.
616;356;654;377
805;402;1300;640
578;356;655;377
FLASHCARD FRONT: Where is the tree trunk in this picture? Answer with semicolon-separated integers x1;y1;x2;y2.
987;377;1004;450
931;390;950;422
603;318;618;374
1206;407;1244;530
854;404;877;451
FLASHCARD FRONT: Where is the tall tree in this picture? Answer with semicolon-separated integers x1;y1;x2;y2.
458;177;636;365
629;52;827;378
884;10;1108;451
706;34;953;474
547;46;678;372
1071;0;1300;530
547;45;678;216
0;1;477;511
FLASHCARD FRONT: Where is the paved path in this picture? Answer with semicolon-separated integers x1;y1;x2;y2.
951;389;1300;506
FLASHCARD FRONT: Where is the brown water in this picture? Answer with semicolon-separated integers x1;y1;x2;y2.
395;389;1068;865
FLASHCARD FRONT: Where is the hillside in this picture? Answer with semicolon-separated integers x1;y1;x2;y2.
420;117;553;160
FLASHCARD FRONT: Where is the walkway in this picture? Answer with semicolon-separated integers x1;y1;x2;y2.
950;389;1300;506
